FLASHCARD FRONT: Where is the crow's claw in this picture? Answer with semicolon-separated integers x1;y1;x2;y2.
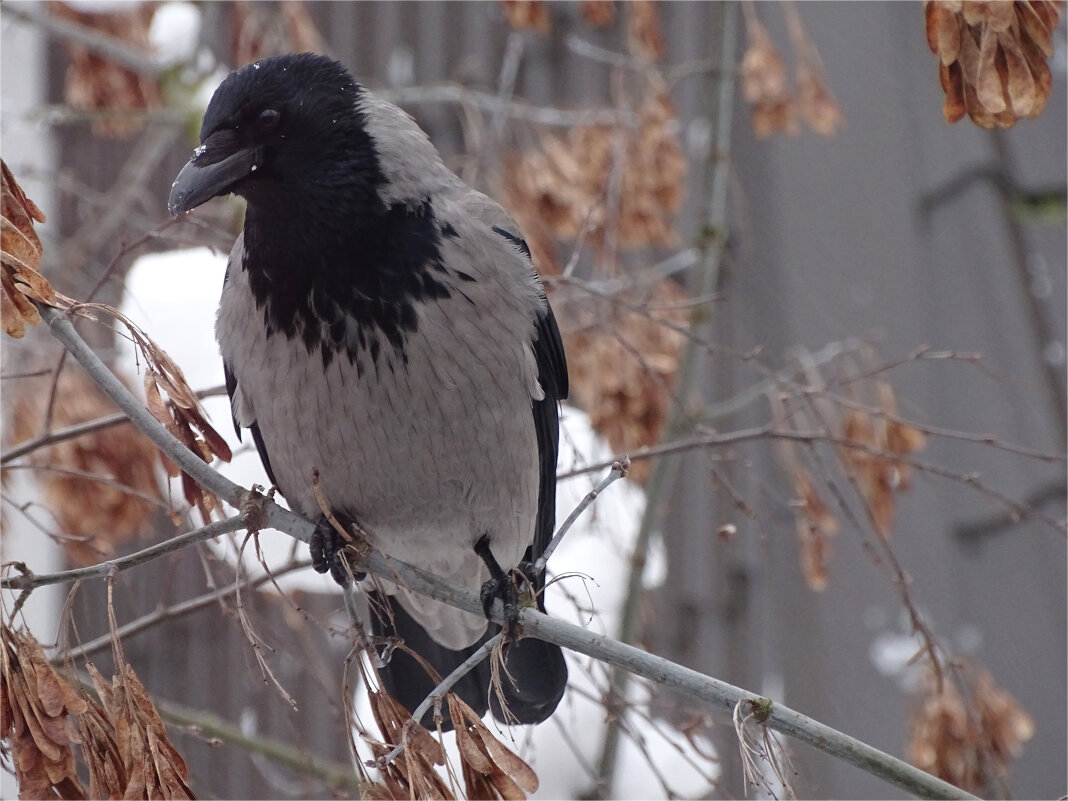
474;534;528;639
480;573;521;639
310;516;365;586
515;560;539;589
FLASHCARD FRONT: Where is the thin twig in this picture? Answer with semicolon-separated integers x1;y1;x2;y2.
378;84;637;127
40;348;69;435
1;517;244;592
557;425;1067;533
81;207;185;303
535;459;630;572
56;560;311;664
1;384;227;466
157;697;363;792
2;412;133;465
0;3;165;76
373;632;504;767
2;463;169;510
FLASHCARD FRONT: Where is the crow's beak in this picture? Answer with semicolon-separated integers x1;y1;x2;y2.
168;130;258;216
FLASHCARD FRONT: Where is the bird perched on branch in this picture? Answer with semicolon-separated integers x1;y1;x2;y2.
168;52;568;728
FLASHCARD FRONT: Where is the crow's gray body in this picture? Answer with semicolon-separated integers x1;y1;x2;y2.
218;195;546;649
171;52;568;727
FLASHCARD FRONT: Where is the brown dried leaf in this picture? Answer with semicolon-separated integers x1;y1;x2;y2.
51;3;161;138
500;0;551;33
1016;0;1057;55
998;34;1036;116
785;3;845;137
838;376;927;537
926;1;963;64
939;61;968;122
2;267;37;338
792;472;839;592
448;695;538;800
1018;26;1054;115
76;679;127;801
582;0;616;27
2;159;61;338
627;0;665;62
908;660;1034;793
974;23;1006;112
926;0;1061;126
1;167;44;269
1;625;89;799
7;370;164;566
740;16;798;138
365;688;453;800
796;61;845;138
106;662;194;800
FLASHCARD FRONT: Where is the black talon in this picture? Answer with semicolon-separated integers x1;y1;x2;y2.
474;534;524;639
310;516;365;586
516;559;539;589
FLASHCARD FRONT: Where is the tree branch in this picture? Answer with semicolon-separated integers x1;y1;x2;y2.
0;2;164;77
378;84;637;128
2;516;245;591
157;697;363;793
54;559;312;664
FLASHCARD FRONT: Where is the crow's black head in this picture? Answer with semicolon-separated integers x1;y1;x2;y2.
169;53;382;216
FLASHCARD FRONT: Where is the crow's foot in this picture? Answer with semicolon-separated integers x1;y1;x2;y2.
474;534;536;639
310;516;366;586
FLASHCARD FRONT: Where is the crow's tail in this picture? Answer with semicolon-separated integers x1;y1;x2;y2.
369;590;567;731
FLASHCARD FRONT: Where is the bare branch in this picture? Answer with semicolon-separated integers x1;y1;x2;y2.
55;560;312;663
157;697;363;792
378;84;638;128
375;632;505;767
2;516;245;591
1;383;227;466
535;458;630;572
0;3;165;77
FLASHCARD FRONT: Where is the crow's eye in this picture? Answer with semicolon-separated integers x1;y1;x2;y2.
255;108;281;133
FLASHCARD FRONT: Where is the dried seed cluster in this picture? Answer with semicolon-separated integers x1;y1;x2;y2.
773;356;927;591
563;280;688;484
1;626;88;798
503;83;686;262
51;2;161;138
926;0;1063;127
2;160;59;339
1;625;194;799
7;371;162;567
908;661;1035;792
739;4;845;139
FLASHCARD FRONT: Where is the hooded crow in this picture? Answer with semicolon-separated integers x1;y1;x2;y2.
169;53;568;728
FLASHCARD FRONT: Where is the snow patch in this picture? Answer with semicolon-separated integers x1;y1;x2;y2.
148;2;200;67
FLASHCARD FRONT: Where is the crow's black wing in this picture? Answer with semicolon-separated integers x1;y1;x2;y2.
529;301;567;591
491;226;569;597
224;359;277;487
